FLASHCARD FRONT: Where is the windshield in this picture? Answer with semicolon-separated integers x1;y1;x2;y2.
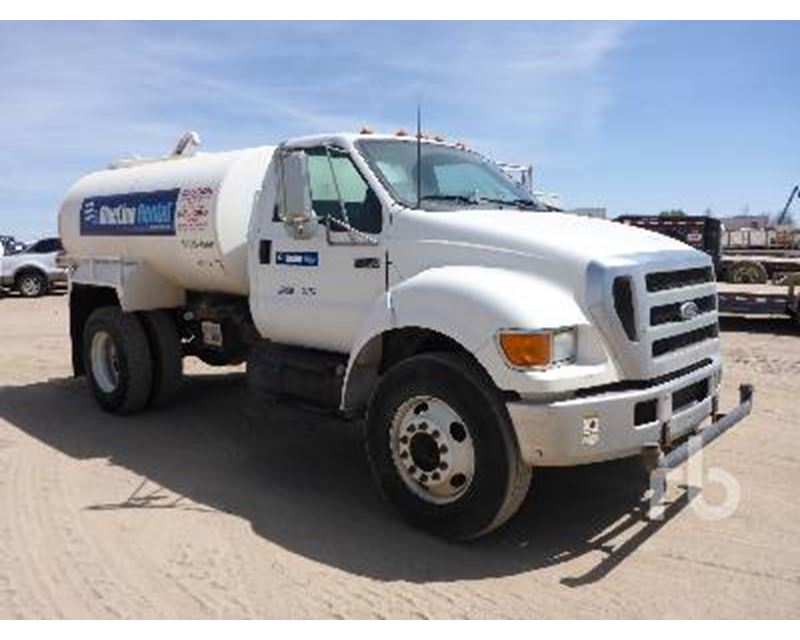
356;139;546;211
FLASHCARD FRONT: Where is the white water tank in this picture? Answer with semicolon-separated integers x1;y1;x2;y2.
58;145;276;296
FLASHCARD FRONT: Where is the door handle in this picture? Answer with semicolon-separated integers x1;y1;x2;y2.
259;240;272;264
354;257;381;269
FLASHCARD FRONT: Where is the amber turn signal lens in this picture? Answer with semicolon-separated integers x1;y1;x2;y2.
499;333;551;367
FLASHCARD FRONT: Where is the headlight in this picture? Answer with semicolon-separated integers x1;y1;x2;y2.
552;328;577;364
498;328;577;369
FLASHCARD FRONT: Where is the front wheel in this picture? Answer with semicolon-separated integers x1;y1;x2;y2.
16;271;47;297
366;352;531;540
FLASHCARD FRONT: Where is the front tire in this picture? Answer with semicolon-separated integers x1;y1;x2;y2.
83;307;153;414
16;271;47;297
366;352;531;541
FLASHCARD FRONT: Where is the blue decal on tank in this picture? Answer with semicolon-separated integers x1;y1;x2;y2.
275;251;319;267
80;189;179;236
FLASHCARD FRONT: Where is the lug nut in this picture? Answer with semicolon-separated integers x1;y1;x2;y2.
419;423;428;431
450;422;467;442
420;474;428;483
399;450;408;459
450;473;467;488
439;445;448;454
432;431;440;439
439;462;448;471
431;472;441;481
400;436;408;444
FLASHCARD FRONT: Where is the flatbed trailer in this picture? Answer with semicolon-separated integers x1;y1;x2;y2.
719;252;800;284
716;278;800;320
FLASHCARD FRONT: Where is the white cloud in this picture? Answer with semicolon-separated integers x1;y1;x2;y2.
0;21;629;236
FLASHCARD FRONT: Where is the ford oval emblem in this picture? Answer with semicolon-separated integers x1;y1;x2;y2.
680;301;699;320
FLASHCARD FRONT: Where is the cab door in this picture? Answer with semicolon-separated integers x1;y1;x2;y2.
251;145;386;354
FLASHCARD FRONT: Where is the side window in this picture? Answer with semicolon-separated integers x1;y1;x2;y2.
306;148;382;234
26;239;60;253
36;238;62;253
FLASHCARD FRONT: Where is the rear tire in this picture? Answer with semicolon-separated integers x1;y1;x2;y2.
365;352;531;541
16;271;47;297
727;260;768;284
83;307;153;414
140;310;183;407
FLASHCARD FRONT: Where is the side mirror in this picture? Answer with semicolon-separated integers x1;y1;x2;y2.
279;149;318;240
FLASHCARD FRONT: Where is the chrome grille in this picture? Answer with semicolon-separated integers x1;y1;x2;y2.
588;254;721;380
650;294;716;326
645;266;714;292
652;323;719;357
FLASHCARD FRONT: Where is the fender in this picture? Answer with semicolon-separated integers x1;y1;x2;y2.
71;257;185;311
342;265;618;411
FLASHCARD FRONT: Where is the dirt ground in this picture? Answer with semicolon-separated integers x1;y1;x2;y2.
0;293;798;619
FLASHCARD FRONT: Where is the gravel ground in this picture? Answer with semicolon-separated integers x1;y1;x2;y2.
0;293;798;618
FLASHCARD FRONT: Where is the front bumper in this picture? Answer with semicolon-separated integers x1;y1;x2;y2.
507;358;750;467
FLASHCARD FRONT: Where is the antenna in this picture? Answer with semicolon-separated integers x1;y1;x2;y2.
416;105;422;209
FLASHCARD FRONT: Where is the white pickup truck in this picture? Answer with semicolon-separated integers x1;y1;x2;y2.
0;237;68;297
58;131;753;539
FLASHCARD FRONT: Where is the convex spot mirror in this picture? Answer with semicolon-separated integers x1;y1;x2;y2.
279;149;318;240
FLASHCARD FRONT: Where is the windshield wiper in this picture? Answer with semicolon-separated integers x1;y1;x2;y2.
419;194;479;205
475;196;542;210
420;194;544;210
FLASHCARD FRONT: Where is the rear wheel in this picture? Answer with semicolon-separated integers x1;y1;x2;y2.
16;271;47;297
140;310;183;407
366;352;531;540
727;260;768;284
83;307;153;414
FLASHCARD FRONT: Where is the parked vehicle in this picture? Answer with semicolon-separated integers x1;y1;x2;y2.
715;277;800;323
57;131;752;539
0;236;67;297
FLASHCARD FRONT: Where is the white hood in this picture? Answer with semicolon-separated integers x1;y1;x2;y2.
392;208;711;297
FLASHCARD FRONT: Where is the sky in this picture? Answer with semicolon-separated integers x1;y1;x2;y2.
0;20;798;239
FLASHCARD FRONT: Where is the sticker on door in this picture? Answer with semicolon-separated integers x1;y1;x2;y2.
275;251;319;267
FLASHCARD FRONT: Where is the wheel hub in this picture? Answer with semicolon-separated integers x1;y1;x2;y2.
409;432;441;472
390;396;475;504
91;330;121;393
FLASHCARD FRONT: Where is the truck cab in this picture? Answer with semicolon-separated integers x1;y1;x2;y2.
60;131;753;540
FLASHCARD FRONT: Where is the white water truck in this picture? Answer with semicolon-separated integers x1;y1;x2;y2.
58;131;753;539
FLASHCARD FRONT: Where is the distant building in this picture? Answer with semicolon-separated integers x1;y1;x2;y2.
569;207;607;219
721;214;770;230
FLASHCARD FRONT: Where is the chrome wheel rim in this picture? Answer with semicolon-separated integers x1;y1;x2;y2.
20;276;40;296
91;330;120;393
390;395;475;505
